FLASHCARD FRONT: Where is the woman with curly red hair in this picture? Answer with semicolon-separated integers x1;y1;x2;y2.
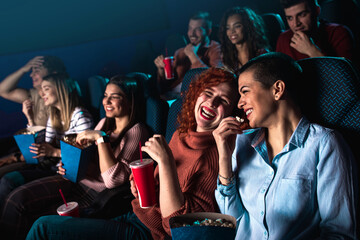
26;67;239;240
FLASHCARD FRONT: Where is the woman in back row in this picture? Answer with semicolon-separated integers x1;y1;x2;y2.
219;6;270;72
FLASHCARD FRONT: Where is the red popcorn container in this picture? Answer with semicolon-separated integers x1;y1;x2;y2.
163;56;174;79
130;159;156;208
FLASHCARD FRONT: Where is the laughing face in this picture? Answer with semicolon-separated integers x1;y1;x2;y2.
187;19;208;46
102;83;130;119
226;14;245;45
237;70;277;128
41;80;59;109
30;66;49;89
195;82;238;132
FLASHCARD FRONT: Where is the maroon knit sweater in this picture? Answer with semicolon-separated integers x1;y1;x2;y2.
132;130;220;239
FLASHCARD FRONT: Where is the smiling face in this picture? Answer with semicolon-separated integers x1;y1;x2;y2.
41;80;59;109
187;19;208;46
284;2;316;34
237;70;277;128
226;14;245;45
194;82;237;132
102;83;130;119
30;66;49;89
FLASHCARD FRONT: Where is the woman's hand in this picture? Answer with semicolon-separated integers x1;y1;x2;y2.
22;99;34;126
213;117;244;184
213;117;244;158
141;134;174;166
76;130;105;146
129;173;138;199
57;160;66;176
154;55;165;70
29;142;60;158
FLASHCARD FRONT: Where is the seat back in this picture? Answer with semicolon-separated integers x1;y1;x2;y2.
87;75;109;122
164;33;187;56
126;72;168;135
261;13;286;50
165;68;208;142
297;57;360;137
297;57;360;231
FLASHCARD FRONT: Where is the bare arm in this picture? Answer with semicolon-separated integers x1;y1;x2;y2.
76;130;116;173
213;117;243;185
0;56;43;103
141;134;184;217
22;99;35;126
184;43;204;66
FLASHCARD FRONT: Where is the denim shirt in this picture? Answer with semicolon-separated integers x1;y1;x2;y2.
215;117;357;240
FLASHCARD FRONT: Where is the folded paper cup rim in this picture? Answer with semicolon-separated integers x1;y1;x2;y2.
129;159;153;169
15;126;45;135
27;126;46;132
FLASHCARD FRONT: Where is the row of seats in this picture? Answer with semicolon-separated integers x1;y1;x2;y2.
88;56;360;155
85;56;360;220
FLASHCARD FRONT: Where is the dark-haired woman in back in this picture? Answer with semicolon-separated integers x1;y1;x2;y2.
219;7;270;72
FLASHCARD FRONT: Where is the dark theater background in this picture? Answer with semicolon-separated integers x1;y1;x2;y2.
0;0;359;140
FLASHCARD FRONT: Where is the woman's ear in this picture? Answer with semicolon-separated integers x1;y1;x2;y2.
272;80;285;100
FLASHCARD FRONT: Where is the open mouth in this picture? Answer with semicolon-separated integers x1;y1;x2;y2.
200;106;216;120
245;109;253;117
105;106;114;112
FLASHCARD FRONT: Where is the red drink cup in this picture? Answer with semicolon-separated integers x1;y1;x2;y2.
57;201;80;217
130;159;156;208
163;56;174;79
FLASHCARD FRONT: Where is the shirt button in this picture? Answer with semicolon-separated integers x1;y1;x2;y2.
264;231;267;236
261;189;265;193
261;211;264;215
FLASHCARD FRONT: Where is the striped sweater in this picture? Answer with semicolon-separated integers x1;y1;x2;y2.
45;107;94;145
133;130;220;240
80;118;150;192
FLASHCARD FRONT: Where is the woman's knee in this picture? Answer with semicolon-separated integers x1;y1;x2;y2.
1;171;25;190
26;216;54;240
0;171;25;204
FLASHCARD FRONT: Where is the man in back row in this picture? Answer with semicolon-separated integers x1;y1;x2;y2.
276;0;354;61
154;11;222;100
0;56;67;170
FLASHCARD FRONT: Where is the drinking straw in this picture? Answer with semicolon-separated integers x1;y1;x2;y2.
165;48;168;57
59;189;68;207
139;141;143;162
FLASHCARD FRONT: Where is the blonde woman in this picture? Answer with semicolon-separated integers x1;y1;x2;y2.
0;73;93;214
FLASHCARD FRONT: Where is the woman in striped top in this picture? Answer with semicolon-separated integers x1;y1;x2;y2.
26;67;240;240
0;73;94;239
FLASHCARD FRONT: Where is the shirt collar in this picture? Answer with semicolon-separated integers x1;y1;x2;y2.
250;117;310;151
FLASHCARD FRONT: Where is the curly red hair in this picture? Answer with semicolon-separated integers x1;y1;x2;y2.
177;67;238;135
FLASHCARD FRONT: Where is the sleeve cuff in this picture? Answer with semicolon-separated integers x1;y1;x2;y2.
217;177;237;196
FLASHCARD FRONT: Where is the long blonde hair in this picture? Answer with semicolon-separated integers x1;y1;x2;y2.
43;73;81;132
